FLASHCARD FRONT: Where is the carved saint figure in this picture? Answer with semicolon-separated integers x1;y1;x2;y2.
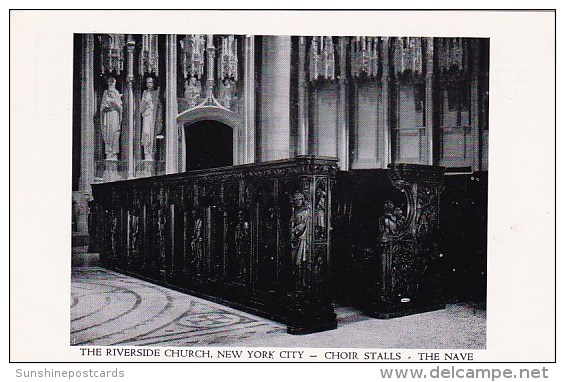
110;212;119;257
290;191;312;264
379;201;399;242
314;187;327;240
156;193;167;271
184;76;201;108
190;209;204;274
100;77;122;160
234;210;250;281
140;77;161;160
417;206;431;236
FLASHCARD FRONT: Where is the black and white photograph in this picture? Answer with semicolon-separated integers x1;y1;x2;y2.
10;9;555;366
70;32;489;349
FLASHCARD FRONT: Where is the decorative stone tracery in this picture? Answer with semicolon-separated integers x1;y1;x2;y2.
438;37;468;74
180;34;206;80
350;36;379;78
393;37;424;76
99;34;126;75
139;34;159;77
308;36;336;82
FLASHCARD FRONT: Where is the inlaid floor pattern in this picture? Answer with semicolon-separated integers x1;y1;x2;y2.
71;267;485;348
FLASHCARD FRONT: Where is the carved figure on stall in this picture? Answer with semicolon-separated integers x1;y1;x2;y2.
100;77;123;160
417;208;431;236
190;209;204;274
394;206;406;227
234;210;250;282
129;214;139;251
379;201;398;242
140;77;162;161
314;187;327;240
184;76;201;108
290;191;312;288
110;212;119;257
156;193;166;272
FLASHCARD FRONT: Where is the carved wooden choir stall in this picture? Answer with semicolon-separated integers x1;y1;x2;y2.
332;164;446;318
91;158;446;333
91;156;338;334
75;35;488;333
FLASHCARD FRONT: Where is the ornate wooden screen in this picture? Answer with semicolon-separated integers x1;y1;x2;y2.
91;156;338;334
332;163;446;318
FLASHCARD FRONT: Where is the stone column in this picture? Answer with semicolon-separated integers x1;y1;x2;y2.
126;36;136;178
243;35;256;164
336;37;349;170
425;37;434;165
297;36;309;156
381;37;392;167
79;34;96;194
165;34;179;174
259;36;291;161
76;34;96;234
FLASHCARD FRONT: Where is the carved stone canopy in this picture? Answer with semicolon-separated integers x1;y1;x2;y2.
308;36;336;82
99;34;126;75
139;34;159;77
393;37;424;77
350;36;380;78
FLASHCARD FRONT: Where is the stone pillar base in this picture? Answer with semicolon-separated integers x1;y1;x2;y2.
72;191;90;234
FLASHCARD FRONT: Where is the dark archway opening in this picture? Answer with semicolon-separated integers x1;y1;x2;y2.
185;120;233;171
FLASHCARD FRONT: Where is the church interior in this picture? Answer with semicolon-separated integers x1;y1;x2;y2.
71;33;489;346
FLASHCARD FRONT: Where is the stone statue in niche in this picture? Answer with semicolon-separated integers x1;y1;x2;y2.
140;77;162;161
184;76;201;108
234;210;250;282
314;187;327;240
100;77;123;160
190;209;204;275
379;201;406;242
290;191;312;288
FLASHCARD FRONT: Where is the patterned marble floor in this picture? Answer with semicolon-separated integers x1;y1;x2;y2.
71;267;485;348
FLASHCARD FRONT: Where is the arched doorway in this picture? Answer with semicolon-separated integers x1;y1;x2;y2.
185;120;233;171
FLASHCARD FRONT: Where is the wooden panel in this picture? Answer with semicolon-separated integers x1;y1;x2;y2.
92;157;338;334
440;172;488;302
332;164;447;317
